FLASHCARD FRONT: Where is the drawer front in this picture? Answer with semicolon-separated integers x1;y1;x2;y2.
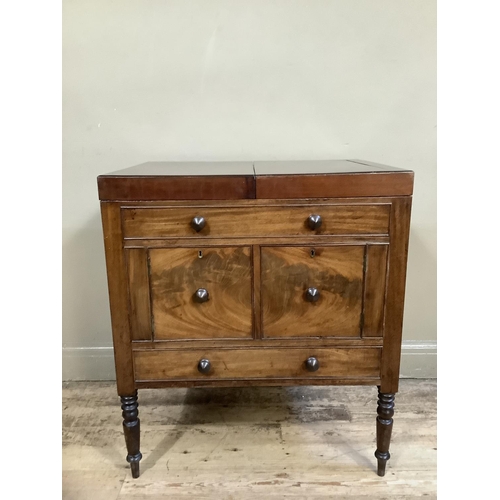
261;245;388;338
122;204;390;239
133;347;381;381
149;246;253;339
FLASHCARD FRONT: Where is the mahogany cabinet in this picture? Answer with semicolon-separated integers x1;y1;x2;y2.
97;160;414;478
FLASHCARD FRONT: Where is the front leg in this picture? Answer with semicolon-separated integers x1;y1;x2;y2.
121;391;142;478
374;388;395;476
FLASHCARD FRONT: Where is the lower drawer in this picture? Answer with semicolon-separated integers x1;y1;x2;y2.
133;347;381;381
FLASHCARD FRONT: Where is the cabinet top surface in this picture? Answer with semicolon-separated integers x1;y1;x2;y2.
99;160;411;177
97;160;414;201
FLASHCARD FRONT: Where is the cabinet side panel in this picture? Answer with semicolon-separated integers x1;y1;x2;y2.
100;202;135;394
126;248;152;341
252;245;263;339
362;244;389;337
380;197;412;393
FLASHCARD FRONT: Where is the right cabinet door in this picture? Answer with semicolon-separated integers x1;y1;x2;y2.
260;245;388;338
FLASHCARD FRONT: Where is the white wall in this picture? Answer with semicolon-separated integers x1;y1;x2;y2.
63;0;436;379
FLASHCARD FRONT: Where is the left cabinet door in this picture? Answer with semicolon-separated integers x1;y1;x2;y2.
141;246;253;340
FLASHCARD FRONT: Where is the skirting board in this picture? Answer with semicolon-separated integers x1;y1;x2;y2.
62;341;436;381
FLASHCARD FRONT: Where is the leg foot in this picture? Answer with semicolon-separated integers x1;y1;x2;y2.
374;388;395;477
375;452;390;477
130;461;140;479
121;391;142;479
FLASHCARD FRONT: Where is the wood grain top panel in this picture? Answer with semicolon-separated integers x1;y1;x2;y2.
98;175;256;201
97;160;414;200
101;161;255;177
254;159;411;174
255;172;414;198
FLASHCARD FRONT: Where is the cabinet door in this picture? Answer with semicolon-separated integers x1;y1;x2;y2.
261;245;388;338
147;246;253;340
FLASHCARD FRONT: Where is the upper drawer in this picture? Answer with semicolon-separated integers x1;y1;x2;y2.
121;204;391;239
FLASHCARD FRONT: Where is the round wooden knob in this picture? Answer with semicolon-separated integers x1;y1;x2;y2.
194;288;209;303
198;359;211;374
191;216;206;232
305;287;320;302
305;357;320;372
307;214;322;230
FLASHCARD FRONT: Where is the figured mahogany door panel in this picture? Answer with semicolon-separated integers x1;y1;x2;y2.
126;248;153;341
133;347;381;381
261;246;365;338
149;246;253;340
121;204;390;239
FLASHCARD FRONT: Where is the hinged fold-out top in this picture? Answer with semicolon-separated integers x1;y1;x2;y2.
97;160;414;201
97;161;256;201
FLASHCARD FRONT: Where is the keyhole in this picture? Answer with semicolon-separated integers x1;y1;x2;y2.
310;249;315;258
198;250;203;259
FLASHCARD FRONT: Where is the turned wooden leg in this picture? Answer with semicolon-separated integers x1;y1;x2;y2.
374;388;395;477
121;391;142;478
